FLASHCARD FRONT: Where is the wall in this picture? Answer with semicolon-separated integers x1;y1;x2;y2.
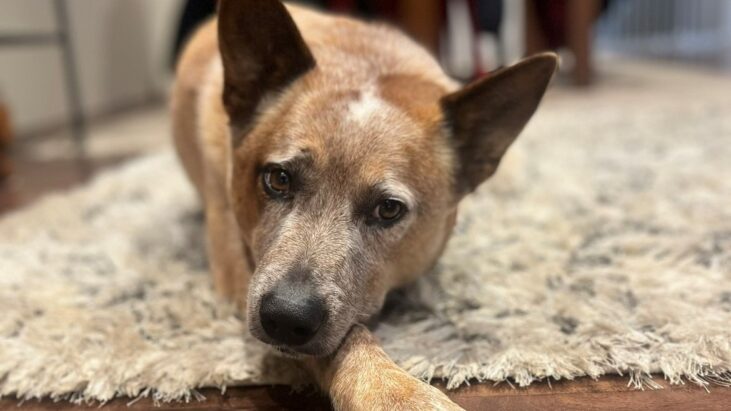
0;0;184;137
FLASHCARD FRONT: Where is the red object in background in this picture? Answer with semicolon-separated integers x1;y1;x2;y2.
328;0;356;12
532;0;568;48
327;0;444;56
526;0;603;85
531;0;607;50
327;0;398;20
0;100;13;179
467;0;487;78
326;0;502;81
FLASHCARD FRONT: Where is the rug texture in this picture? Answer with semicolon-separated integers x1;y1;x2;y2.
1;61;730;403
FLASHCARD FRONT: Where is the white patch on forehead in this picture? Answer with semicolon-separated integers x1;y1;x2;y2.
347;86;389;124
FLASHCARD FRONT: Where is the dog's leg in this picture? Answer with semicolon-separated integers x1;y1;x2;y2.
306;325;464;411
204;199;250;304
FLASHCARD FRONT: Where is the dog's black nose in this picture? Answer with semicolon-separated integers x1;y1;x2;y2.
259;283;326;346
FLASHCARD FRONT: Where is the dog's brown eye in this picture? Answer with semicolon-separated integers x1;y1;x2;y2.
264;168;291;196
375;199;405;222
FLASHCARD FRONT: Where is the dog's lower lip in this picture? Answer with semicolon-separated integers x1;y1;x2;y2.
276;346;296;355
274;345;310;358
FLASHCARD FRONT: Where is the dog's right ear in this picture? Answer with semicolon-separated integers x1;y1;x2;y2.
218;0;315;143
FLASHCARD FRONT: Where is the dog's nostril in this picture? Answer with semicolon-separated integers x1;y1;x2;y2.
259;285;326;346
293;327;309;337
263;319;278;331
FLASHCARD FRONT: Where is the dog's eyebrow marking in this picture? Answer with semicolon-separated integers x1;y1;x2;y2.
378;178;416;209
265;147;312;165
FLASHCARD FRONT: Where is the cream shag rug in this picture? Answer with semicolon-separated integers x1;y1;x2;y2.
1;60;731;403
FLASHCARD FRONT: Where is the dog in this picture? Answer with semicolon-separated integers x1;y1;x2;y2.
171;1;556;409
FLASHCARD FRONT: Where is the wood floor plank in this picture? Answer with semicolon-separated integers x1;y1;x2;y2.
0;155;127;214
2;376;729;411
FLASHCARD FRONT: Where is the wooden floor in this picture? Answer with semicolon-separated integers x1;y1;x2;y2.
2;375;729;411
1;147;729;410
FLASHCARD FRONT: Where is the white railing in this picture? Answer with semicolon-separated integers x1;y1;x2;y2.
597;0;731;67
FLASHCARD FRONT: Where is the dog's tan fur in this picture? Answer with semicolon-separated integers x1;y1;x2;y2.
172;1;556;409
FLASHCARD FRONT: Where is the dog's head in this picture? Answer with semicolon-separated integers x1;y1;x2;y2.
217;0;557;356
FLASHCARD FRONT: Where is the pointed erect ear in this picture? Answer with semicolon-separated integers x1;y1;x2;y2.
218;0;315;140
441;53;558;196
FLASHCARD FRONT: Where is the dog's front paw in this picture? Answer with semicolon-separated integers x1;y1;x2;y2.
331;369;464;411
323;326;464;411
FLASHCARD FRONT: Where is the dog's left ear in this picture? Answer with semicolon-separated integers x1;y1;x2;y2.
441;52;558;196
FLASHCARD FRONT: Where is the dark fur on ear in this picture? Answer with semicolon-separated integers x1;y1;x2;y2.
442;52;558;196
218;0;316;143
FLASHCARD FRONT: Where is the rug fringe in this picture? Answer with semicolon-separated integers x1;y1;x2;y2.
407;361;731;394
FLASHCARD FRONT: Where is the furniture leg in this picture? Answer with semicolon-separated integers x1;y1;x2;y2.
54;0;87;159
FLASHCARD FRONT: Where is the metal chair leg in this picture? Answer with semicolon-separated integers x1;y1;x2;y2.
53;0;87;159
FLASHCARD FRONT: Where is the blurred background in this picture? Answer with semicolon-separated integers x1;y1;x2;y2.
0;0;730;212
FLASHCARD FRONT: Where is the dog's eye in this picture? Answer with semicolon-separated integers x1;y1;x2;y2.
374;199;406;222
263;167;291;197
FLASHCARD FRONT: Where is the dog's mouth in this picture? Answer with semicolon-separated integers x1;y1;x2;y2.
252;325;348;357
265;323;353;358
248;312;352;358
274;345;307;359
